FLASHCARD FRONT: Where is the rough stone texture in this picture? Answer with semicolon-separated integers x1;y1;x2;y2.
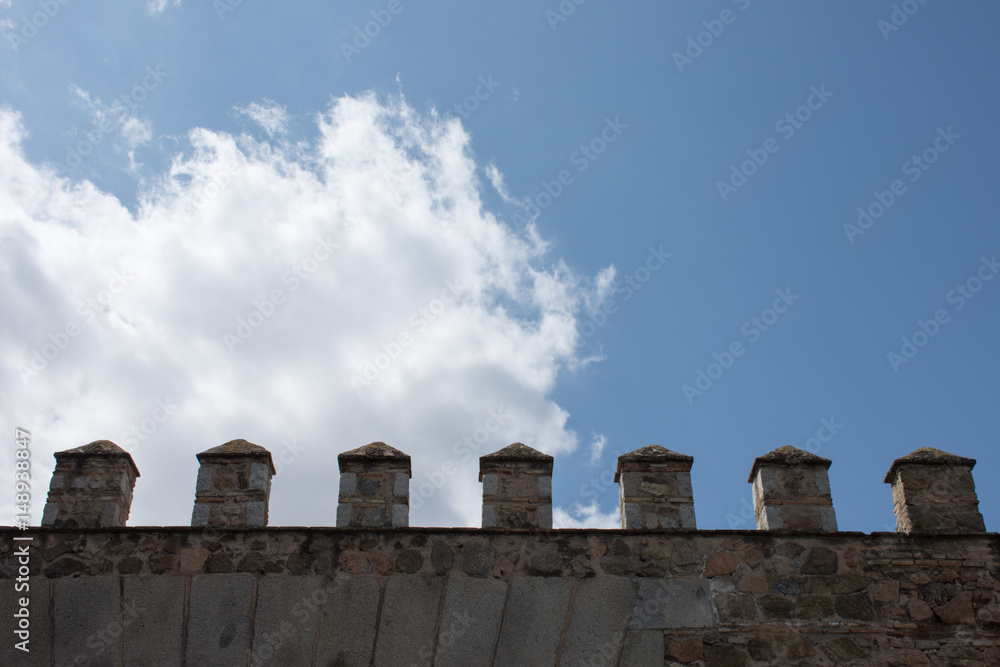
616;445;696;530
480;442;554;529
314;576;381;667
3;519;998;665
123;576;186;666
42;440;139;528
185;574;255;665
620;629;664;665
338;442;412;528
749;445;838;532
53;576;121;667
373;576;445;666
494;577;573;666
885;448;986;534
251;575;324;665
631;578;715;629
560;577;637;666
191;439;275;527
435;577;508;667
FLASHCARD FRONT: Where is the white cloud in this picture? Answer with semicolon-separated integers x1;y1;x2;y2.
147;0;181;16
588;433;607;465
0;92;614;529
235;98;289;138
554;502;620;529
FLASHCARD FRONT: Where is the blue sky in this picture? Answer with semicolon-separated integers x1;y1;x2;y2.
2;1;997;532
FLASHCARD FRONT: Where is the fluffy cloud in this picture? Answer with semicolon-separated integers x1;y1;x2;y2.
0;92;611;529
553;502;620;529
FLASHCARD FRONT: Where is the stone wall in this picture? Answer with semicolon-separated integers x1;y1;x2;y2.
1;528;998;666
1;438;995;665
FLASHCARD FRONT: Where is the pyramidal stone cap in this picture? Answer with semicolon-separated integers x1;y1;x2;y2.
56;439;140;476
747;445;831;483
479;442;553;481
614;444;693;482
883;447;976;482
339;441;412;476
197;438;276;475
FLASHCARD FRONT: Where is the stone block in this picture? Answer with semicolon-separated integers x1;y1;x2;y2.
434;577;508;667
560;577;636;666
315;577;382;667
630;579;715;629
620;630;665;665
373;576;445;666
251;576;325;665
494;577;573;667
392;503;409;527
185;575;255;665
122;576;186;666
53;576;121;667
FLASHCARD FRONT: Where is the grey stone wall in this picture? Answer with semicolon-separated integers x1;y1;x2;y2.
1;527;998;666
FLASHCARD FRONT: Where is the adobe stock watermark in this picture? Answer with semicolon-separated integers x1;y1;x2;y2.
53;65;169;175
544;0;590;31
682;288;799;404
339;0;415;63
877;0;931;41
672;0;752;73
449;74;501;120
716;84;834;203
224;236;339;351
843;126;959;244
2;0;73;53
350;277;466;394
119;398;179;450
410;405;511;511
19;267;134;383
579;245;672;340
887;255;998;373
213;0;246;21
511;116;628;228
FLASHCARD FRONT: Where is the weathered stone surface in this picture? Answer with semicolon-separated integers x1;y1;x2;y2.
250;576;324;665
123;576;186;666
934;591;975;625
185;575;255;665
434;577;508;667
620;630;664;665
53;576;121;667
631;579;714;629
704;550;740;578
668;636;704;663
494;577;573;666
460;542;495;576
821;636;867;662
560;577;636;666
314;576;381;667
373;576;445;666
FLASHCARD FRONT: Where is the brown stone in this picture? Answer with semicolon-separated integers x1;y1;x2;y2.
395;549;423;574
821;637;867;662
149;553;176;574
736;572;768;594
368;551;390;575
785;636;815;659
119;557;143;575
835;592;874;620
286;553;313;575
746;638;775;661
758;595;795;619
668;637;703;663
871;579;900;603
907;598;934;622
714;594;758;622
934;592;975;625
797;596;835;619
705;644;749;667
204;553;232;574
800;547;838;575
340;553;367;574
704;551;740;578
179;548;209;575
237;551;268;573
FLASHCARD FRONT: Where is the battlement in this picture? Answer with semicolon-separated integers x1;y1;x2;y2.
1;440;995;665
38;439;989;536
